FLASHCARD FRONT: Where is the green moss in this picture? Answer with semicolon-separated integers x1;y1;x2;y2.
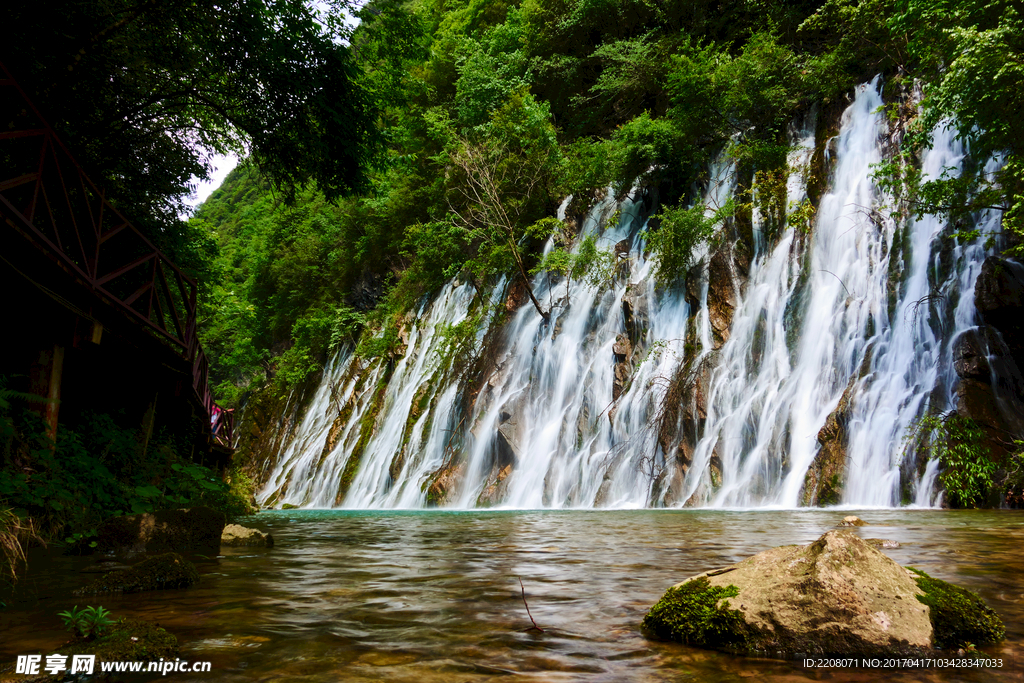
642;577;746;648
281;503;299;510
909;568;1005;649
818;473;842;506
60;618;177;662
75;553;199;595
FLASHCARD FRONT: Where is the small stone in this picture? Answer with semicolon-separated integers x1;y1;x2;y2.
865;538;900;549
612;333;632;360
838;515;867;527
221;524;274;548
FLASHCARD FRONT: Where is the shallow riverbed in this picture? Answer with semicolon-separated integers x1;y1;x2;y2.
2;509;1022;681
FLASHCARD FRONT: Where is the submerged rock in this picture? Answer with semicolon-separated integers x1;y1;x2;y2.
95;507;226;554
59;618;178;663
81;561;131;574
75;553;199;595
643;530;1003;656
221;524;274;548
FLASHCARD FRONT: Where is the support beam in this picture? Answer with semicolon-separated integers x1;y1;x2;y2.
29;343;64;443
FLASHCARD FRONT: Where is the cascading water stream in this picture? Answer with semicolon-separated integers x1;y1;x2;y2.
257;280;480;508
253;77;1002;511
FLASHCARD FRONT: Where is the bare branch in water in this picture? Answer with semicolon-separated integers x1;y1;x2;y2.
518;576;544;632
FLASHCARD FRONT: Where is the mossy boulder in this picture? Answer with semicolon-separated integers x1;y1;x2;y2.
95;507;226;554
75;553;199;595
643;530;1003;657
59;618;178;662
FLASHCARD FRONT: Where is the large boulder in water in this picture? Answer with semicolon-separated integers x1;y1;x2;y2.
95;507;225;554
643;530;1004;657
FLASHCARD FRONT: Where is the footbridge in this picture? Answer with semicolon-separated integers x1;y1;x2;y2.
0;63;233;465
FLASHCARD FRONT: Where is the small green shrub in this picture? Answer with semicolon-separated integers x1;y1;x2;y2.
918;415;995;508
644;199;733;285
59;605;115;639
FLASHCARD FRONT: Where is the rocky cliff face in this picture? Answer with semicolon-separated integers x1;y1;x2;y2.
954;257;1024;461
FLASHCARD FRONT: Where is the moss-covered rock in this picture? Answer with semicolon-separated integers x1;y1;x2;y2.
95;507;225;554
59;618;178;662
644;530;934;657
909;568;1005;649
644;530;1007;658
802;378;856;506
0;619;179;682
75;553;199;595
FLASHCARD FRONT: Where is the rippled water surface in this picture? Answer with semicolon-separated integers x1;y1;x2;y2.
2;509;1022;681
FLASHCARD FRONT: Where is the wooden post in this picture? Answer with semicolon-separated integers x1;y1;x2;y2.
29;343;64;443
140;391;158;459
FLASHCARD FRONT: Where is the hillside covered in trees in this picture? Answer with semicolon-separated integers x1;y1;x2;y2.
196;0;1022;404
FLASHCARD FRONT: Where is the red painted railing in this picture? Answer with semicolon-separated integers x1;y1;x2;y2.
0;63;233;450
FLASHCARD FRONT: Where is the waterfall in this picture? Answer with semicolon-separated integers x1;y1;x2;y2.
254;77;1001;510
257;280;481;508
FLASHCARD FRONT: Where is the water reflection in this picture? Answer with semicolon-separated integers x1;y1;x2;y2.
1;509;1021;681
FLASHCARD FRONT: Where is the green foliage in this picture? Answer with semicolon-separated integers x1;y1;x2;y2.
0;385;249;544
645;199;735;285
873;1;1024;254
557;138;617;214
435;307;488;376
59;606;114;640
404;219;472;290
587;33;672;120
642;577;746;647
797;0;904;100
532;231;616;303
613;112;688;190
909;568;1005;649
918;415;995;508
454;8;531;130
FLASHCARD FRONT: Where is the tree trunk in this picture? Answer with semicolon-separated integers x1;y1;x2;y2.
506;236;548;321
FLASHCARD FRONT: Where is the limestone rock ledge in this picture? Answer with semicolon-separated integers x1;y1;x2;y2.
642;530;1004;657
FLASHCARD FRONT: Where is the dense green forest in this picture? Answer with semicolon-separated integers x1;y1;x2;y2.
193;0;1024;406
